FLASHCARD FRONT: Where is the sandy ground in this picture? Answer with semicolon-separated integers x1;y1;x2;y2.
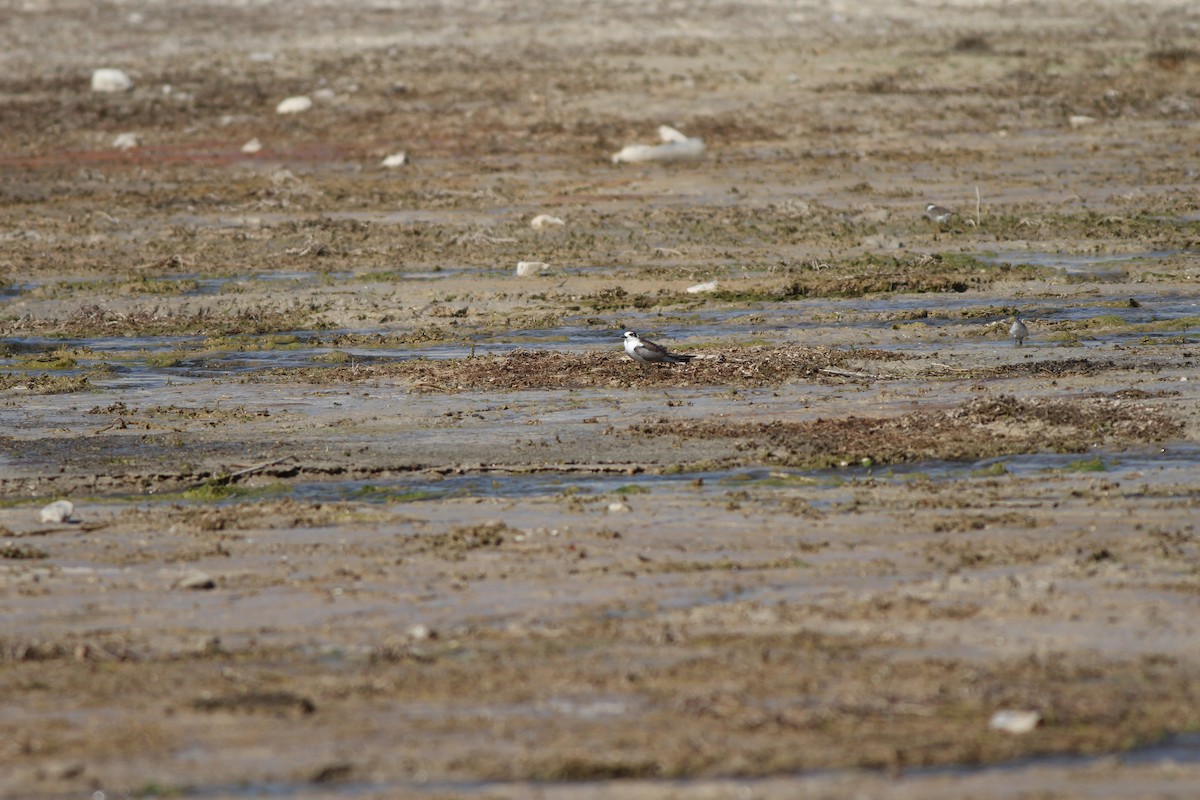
3;0;1200;797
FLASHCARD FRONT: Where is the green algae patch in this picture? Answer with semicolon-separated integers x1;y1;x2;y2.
170;478;289;503
180;480;250;502
568;254;1046;311
350;485;445;503
0;373;90;394
971;461;1010;477
144;351;187;368
313;350;353;364
14;348;80;370
1061;456;1108;473
4;303;331;339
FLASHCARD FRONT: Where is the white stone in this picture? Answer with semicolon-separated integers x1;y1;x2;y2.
241;138;263;154
989;710;1042;734
607;502;632;513
407;624;435;642
1069;115;1098;129
381;152;408;168
686;280;719;294
530;214;565;230
111;133;139;150
91;68;133;93
275;96;313;115
39;500;74;524
516;261;549;277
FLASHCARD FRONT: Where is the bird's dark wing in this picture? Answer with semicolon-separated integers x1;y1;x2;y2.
640;340;695;363
633;342;669;362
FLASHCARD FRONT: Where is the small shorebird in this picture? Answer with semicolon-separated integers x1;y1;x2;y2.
924;203;957;225
1010;317;1029;346
623;331;694;365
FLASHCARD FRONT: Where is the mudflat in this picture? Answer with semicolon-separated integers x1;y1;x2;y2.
2;1;1200;798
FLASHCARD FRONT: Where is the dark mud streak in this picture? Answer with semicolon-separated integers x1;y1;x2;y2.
264;347;908;390
631;394;1184;468
965;357;1188;380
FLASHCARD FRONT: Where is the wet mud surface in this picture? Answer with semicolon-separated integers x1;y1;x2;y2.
3;1;1200;798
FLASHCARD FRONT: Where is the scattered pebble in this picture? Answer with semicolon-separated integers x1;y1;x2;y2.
111;132;140;151
612;125;705;164
516;261;549;277
989;709;1042;734
91;68;133;93
381;152;408;168
607;501;632;513
686;279;719;294
530;214;565;230
39;500;74;524
241;137;263;154
275;96;313;115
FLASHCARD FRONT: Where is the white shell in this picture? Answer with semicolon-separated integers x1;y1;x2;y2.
175;570;216;590
1069;114;1098;129
989;710;1042;734
515;261;549;277
111;132;140;150
275;96;313;115
91;68;133;93
686;280;719;294
530;214;565;230
612;126;705;164
39;499;75;524
381;152;409;168
241;138;263;154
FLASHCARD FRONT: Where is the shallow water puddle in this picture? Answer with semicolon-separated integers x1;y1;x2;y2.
979;249;1182;275
77;442;1199;511
616;288;1200;343
146;732;1200;797
4;282;1195;389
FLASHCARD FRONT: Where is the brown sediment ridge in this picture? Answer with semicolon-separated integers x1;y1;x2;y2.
631;394;1184;468
269;346;906;390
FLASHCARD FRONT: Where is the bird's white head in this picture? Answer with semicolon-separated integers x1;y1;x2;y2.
623;331;638;340
925;203;937;212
